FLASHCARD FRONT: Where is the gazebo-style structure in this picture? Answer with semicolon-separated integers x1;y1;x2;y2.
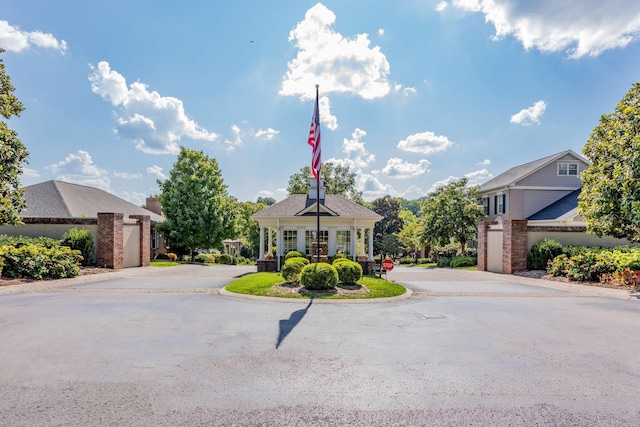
251;179;382;273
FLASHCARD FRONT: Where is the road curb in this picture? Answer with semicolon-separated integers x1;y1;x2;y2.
219;287;413;304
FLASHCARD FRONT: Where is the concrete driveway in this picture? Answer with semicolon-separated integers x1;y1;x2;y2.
1;264;639;426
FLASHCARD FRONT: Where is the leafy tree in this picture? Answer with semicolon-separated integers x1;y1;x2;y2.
0;50;29;225
371;195;404;255
420;177;485;254
256;196;275;206
398;198;423;217
157;147;237;258
236;201;267;258
579;82;640;241
397;210;424;260
287;161;364;204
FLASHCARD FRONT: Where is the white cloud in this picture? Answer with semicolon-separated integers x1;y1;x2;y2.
255;128;280;141
326;128;375;170
114;171;142;179
46;150;110;191
256;190;274;199
465;168;493;185
120;191;147;206
89;61;218;154
358;171;396;200
0;20;67;53
224;124;243;151
402;87;417;96
451;0;640;58
280;3;393;100
147;165;166;181
435;1;449;12
22;168;40;178
477;159;491;166
378;28;385;37
399;185;427;200
427;175;459;194
381;158;431;179
397;131;454;154
510;100;546;126
319;96;338;130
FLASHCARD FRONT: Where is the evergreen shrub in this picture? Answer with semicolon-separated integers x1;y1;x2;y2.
282;259;306;284
450;256;477;268
528;238;563;270
284;251;305;261
61;227;95;266
300;262;338;290
334;260;362;285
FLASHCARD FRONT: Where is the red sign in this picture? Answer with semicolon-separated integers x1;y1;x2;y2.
381;259;395;271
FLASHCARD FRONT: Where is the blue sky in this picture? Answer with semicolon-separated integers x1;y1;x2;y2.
2;1;640;205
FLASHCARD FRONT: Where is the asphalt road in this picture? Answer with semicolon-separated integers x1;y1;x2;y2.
1;265;639;426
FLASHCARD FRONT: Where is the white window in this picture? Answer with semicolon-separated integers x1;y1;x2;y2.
151;229;159;249
283;230;297;253
481;197;490;215
558;162;578;176
305;230;327;255
495;194;505;215
336;230;351;255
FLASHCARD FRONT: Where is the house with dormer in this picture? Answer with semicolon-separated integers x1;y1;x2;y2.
251;179;382;272
477;149;589;223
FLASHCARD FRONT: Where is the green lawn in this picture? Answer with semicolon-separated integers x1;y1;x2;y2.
150;260;181;267
224;272;406;300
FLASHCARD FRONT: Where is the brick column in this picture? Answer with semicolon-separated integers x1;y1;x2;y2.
502;219;528;274
130;215;151;267
477;220;490;271
97;213;124;269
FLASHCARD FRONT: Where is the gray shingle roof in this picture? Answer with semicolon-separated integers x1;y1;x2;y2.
21;180;165;223
479;150;588;192
527;189;581;220
252;194;382;220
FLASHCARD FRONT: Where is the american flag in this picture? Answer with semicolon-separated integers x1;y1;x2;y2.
307;85;321;180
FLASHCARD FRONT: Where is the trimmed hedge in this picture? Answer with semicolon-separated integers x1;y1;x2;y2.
282;259;307;284
334;260;362;285
300;262;338;290
437;257;452;268
0;244;82;279
450;256;477;268
284;250;306;261
528;238;563;270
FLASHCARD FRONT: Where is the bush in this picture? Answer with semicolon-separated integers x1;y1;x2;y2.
300;262;338;290
399;256;414;265
282;259;307;284
288;256;310;266
417;258;431;265
219;253;236;265
332;257;351;265
284;250;306;261
0;235;60;248
333;252;346;261
528;238;564;270
0;244;82;279
437;257;452;268
547;254;569;276
195;253;216;263
334;260;362;285
61;227;95;266
450;256;477;268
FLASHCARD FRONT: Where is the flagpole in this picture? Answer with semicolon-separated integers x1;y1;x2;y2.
315;84;321;264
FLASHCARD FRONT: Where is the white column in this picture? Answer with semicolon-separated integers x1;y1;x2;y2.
276;225;282;271
328;227;337;257
350;228;357;260
359;227;365;256
267;228;273;255
368;227;374;261
259;227;265;259
297;228;305;253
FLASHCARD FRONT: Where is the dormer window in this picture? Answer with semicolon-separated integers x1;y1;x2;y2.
558;162;578;176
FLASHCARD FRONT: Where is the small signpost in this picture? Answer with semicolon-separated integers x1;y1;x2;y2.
382;259;395;271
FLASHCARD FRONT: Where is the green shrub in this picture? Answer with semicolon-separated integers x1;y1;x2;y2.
195;253;216;263
0;235;59;248
288;256;310;266
0;244;82;279
61;227;95;266
300;262;338;290
284;250;306;261
417;258;431;264
547;254;569;276
399;256;414;265
282;259;307;284
332;252;346;261
334;260;362;285
219;253;237;265
332;257;351;265
437;257;452;268
450;256;477;268
528;238;563;270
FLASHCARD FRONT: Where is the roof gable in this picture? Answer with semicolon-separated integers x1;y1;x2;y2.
479;150;589;193
21;180;165;223
252;194;382;220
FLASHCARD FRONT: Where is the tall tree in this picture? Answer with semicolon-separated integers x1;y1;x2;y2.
397;210;425;260
0;50;29;226
256;196;275;206
287;161;364;204
421;177;485;254
579;82;640;241
157;147;237;257
236;201;267;258
371;195;404;255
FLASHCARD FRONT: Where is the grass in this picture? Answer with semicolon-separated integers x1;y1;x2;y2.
150;260;181;267
224;272;406;299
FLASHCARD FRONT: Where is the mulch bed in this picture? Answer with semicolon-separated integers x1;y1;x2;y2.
271;282;369;296
513;270;638;291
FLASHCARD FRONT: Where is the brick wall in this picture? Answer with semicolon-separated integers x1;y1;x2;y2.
502;219;528;274
477;220;497;271
97;213;124;269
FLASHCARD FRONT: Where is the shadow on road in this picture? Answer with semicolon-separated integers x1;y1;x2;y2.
276;298;313;349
